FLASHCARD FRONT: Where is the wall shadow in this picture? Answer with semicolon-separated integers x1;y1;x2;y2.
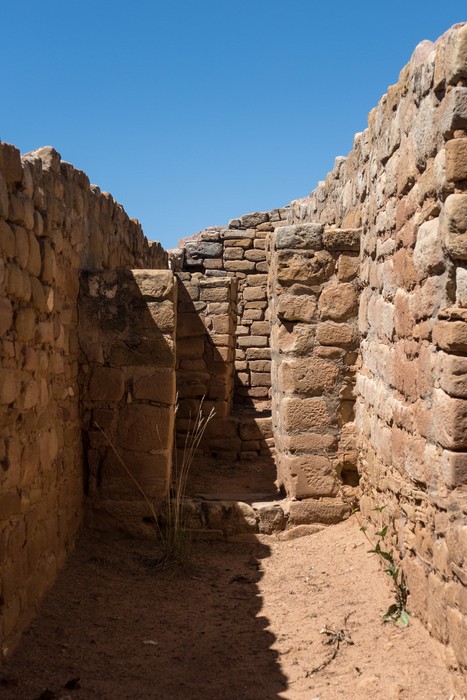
1;527;288;699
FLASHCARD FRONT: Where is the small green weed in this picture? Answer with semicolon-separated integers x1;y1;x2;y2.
359;514;410;628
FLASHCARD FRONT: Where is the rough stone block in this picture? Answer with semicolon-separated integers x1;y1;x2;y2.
442;194;467;260
445;138;467;181
288;498;350;525
117;404;172;451
88;367;125;402
438;353;467;397
0;143;22;186
432;319;467;352
0;219;15;258
337;254;360;281
185;241;223;261
101;449;169;501
281;454;338;498
0;297;13;336
273;224;323;250
275;250;332;286
234;211;269;229
224;259;256;272
280;432;337;453
282;397;333;432
279;357;339;395
440;87;467;134
15;308;35;342
316;321;354;346
433;388;467;449
413;218;445;280
323;228;360;251
237;335;268;348
446;607;467;666
318;283;358;321
440;450;467;486
275;294;316;323
445;24;467;84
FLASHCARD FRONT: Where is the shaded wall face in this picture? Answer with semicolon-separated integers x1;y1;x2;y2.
175;273;238;459
286;24;467;678
0;143;167;655
268;224;360;523
79;270;177;531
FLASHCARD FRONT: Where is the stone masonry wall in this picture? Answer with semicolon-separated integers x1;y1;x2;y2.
177;208;288;412
175;273;237;459
173;209;288;468
268;224;360;524
79;269;177;533
285;24;467;680
0;144;167;656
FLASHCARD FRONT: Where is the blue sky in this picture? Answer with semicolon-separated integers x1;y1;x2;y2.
2;2;466;249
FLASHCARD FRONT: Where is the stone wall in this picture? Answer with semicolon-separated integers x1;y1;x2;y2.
79;269;177;532
0;144;167;655
285;23;467;679
176;208;288;413
175;272;237;459
268;223;360;523
1;22;467;682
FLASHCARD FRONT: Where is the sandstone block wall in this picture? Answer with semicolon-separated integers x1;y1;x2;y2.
79;269;177;531
0;143;167;655
176;208;288;413
269;224;360;523
287;24;467;678
175;272;238;459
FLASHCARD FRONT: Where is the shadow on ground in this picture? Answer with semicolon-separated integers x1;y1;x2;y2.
1;527;287;700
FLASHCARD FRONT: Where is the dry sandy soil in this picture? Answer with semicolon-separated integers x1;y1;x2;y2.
0;515;464;700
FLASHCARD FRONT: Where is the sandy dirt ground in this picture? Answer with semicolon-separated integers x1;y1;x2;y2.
0;515;464;700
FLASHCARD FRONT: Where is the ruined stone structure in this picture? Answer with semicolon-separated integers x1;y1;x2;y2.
0;22;466;686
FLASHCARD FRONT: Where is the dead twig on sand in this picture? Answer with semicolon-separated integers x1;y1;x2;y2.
306;613;355;677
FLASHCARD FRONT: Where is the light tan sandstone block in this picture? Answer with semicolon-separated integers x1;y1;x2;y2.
442;194;467;260
432;319;467;352
445;138;467;181
288;498;350;525
273;224;323;250
445;24;467;85
440;87;467;134
281;454;338;498
283;397;332;432
224;260;255;272
242;286;266;301
440;450;467;486
280;432;337;453
438;353;467;397
275;294;316;323
337;254;359;281
279;357;339;395
275;250;332;286
433;388;467;449
318;283;358;321
316;321;354;346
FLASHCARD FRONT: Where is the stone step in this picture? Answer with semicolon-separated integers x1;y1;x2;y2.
181;495;287;536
